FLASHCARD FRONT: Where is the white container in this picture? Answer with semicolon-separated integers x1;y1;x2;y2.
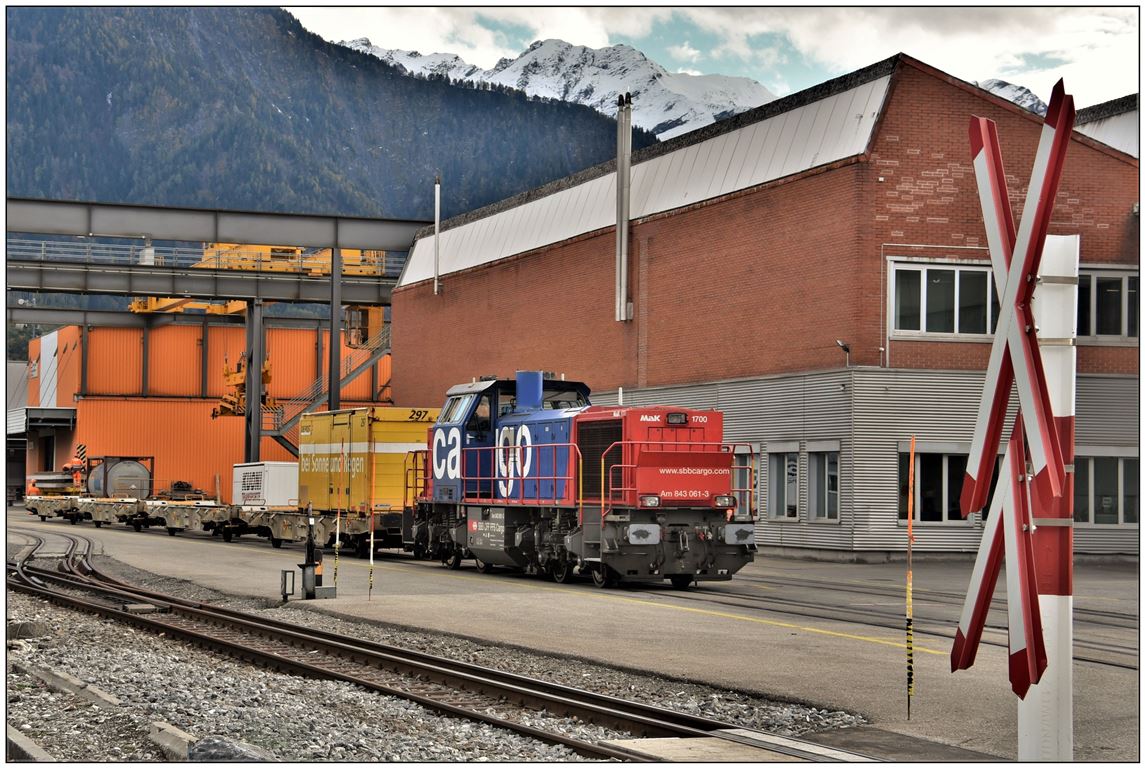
232;462;299;507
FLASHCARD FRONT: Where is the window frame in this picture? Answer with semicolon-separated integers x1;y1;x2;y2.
1072;454;1140;526
888;258;999;340
1077;267;1139;344
809;449;841;522
898;450;976;525
767;450;800;521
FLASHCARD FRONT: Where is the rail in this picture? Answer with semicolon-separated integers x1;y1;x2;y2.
599;441;755;518
8;528;876;762
6;236;407;278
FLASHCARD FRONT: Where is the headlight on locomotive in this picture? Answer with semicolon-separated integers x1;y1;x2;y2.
714;495;736;509
640;495;662;507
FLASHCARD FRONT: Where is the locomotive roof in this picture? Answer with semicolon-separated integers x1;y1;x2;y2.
444;377;591;398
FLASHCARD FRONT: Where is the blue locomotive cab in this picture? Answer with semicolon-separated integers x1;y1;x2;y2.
429;372;589;504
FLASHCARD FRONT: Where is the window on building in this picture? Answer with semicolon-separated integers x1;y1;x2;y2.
891;263;999;336
898;451;974;523
1074;456;1139;525
769;452;799;519
809;451;839;520
1078;271;1138;340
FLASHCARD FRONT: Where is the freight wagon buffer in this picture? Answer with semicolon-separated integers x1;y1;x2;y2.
414;371;756;587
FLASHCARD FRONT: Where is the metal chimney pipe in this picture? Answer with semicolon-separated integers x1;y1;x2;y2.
434;174;441;296
615;93;633;322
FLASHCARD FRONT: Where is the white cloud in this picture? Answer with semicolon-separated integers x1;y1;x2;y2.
676;67;703;77
677;7;1138;106
285;7;1139;107
667;41;702;63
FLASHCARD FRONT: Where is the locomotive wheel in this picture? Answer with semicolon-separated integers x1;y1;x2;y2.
550;562;574;584
444;550;463;570
670;574;695;590
412;543;425;560
474;557;494;574
591;565;617;589
270;537;283;549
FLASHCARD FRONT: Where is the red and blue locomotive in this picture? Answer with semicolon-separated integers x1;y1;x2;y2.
405;371;756;588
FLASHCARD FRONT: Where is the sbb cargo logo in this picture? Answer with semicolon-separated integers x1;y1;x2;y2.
432;427;461;480
496;425;533;497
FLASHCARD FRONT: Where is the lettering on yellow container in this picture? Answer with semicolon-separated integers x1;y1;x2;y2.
298;407;438;515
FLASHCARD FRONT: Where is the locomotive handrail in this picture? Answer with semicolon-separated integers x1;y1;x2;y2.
454;442;584;519
598;441;756;519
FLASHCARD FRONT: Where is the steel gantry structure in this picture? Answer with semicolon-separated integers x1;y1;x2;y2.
6;197;429;462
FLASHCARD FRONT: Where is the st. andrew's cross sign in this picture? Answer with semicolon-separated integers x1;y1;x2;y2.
950;81;1075;698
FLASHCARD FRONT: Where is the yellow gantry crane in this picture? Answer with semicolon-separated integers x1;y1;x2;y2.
130;243;390;420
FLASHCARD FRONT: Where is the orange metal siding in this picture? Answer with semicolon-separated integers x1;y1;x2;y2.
53;327;82;405
27;338;40;406
74;398;295;504
266;327;323;399
87;329;143;395
147;325;203;396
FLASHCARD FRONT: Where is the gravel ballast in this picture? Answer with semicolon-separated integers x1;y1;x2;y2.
6;555;865;761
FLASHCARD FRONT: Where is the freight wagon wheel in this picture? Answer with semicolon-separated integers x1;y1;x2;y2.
591;565;617;589
39;516;47;522
166;527;179;537
222;526;233;543
269;537;283;549
474;557;494;574
69;515;79;526
132;521;142;532
93;521;102;528
670;574;695;590
550;562;574;584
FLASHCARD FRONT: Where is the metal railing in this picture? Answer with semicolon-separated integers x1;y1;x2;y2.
457;443;584;515
599;441;755;518
6;237;407;278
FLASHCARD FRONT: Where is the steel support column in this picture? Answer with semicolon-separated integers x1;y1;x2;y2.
79;324;89;397
328;247;342;412
245;300;264;463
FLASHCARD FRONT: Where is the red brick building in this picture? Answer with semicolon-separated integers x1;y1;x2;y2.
392;54;1139;555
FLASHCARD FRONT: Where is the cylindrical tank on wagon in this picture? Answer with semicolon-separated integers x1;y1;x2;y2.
87;459;152;498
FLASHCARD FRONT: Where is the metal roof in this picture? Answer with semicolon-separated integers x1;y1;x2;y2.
1075;107;1139;158
400;73;892;288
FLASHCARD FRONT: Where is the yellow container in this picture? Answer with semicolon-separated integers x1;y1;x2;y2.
298;407;438;513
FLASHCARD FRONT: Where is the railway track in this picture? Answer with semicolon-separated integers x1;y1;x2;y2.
656;574;1138;671
6;528;875;762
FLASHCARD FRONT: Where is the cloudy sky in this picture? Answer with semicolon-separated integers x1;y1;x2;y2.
285;6;1138;107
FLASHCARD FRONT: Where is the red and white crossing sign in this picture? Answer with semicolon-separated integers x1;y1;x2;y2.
951;81;1075;699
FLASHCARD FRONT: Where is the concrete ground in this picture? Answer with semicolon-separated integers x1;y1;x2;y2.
7;508;1138;761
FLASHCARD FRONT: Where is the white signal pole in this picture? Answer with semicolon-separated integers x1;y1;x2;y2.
1018;234;1079;760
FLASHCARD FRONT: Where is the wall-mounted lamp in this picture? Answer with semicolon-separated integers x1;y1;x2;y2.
836;339;851;367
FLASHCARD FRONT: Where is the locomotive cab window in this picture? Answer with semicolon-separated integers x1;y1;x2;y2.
467;395;492;437
440;394;475;424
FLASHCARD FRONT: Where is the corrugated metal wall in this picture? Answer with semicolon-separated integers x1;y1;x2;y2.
147;325;202;396
596;369;1137;555
74;398;297;503
87;328;143;395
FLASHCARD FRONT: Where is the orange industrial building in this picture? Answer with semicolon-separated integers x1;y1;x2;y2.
18;323;391;503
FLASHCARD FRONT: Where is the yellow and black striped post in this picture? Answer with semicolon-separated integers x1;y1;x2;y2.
906;435;916;719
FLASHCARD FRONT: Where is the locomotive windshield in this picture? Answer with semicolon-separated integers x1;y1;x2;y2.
542;389;588;410
440;394;475;424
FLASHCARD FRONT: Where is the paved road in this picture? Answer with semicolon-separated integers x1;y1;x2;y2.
7;508;1138;761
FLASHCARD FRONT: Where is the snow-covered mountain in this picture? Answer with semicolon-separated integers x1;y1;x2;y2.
343;38;776;140
977;79;1047;115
